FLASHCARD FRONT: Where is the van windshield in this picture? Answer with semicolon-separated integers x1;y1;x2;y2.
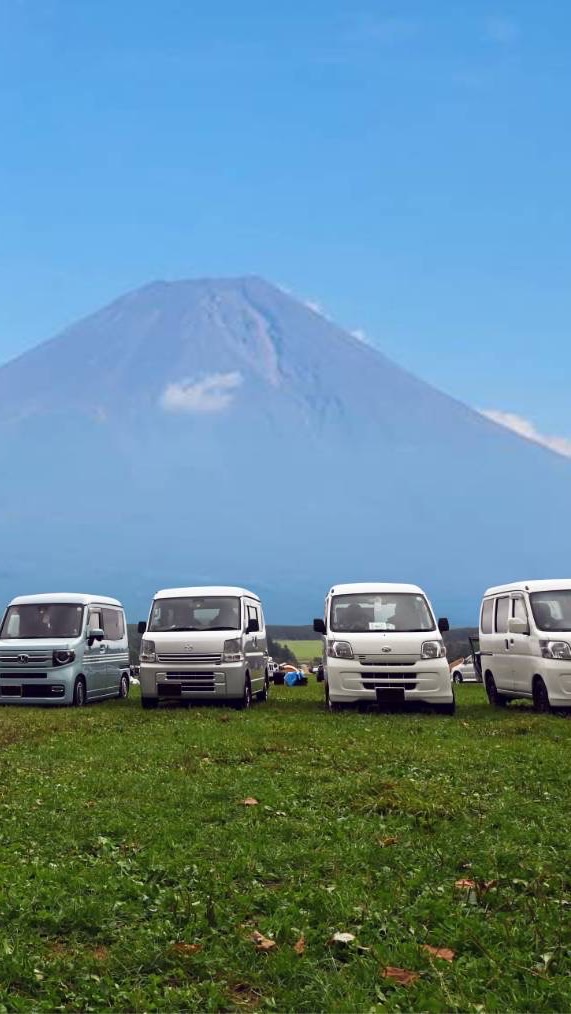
148;596;241;632
0;603;84;639
530;590;571;631
330;593;435;633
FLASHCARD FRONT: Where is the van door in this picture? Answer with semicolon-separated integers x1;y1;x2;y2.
492;595;512;691
102;607;127;694
244;600;264;694
84;606;107;698
509;594;534;696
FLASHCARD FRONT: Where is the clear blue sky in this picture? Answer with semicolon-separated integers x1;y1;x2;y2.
0;0;569;441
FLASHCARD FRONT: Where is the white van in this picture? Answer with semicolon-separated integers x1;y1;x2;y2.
480;580;571;711
313;583;454;713
0;593;130;706
138;586;269;709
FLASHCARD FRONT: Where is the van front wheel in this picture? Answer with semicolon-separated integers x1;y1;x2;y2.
73;677;86;707
325;683;343;712
235;677;252;710
118;674;130;699
533;676;551;714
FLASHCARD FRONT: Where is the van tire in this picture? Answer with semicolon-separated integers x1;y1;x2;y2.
485;672;507;708
141;696;159;710
452;671;463;684
118;673;130;699
73;677;86;708
256;674;269;703
235;677;252;710
532;676;551;713
325;683;343;712
435;699;456;715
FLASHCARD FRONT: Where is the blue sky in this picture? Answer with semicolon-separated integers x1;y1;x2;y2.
0;0;569;447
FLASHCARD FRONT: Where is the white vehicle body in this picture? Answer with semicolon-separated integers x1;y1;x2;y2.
0;593;130;706
480;579;571;710
314;582;454;712
138;586;269;709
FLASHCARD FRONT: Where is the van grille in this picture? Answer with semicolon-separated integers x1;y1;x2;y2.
157;652;222;664
358;655;417;666
0;652;51;665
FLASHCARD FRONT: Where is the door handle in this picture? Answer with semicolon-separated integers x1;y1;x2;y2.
505;639;510;650
99;645;106;653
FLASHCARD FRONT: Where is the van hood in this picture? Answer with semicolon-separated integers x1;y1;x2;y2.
331;630;441;663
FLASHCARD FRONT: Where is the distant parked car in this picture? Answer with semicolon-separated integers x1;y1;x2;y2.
450;657;477;683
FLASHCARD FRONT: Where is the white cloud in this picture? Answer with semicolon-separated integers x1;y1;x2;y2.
160;372;243;414
484;16;519;44
303;298;330;319
480;409;571;459
350;328;369;344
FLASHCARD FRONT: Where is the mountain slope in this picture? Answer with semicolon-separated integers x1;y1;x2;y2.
0;277;568;622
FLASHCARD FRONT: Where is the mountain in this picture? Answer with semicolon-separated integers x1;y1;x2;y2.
0;276;568;623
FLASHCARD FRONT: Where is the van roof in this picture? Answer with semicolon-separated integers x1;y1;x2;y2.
328;582;426;596
153;586;261;601
483;579;571;596
8;593;123;607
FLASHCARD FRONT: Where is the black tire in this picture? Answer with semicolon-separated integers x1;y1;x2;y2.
117;673;130;699
141;696;159;710
452;671;463;684
485;672;507;708
325;682;343;712
73;676;87;708
533;676;551;714
235;677;252;711
256;674;269;703
434;698;456;715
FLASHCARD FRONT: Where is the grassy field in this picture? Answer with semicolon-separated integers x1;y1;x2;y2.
276;640;321;664
0;683;570;1011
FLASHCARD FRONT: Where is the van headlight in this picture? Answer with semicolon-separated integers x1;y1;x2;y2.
223;638;243;662
421;640;446;659
541;640;571;660
53;649;75;667
140;639;156;663
327;640;354;659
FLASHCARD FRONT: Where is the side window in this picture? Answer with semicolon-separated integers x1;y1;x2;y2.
481;599;493;634
512;596;529;624
495;596;510;634
88;609;102;632
257;606;265;631
247;605;259;629
102;608;125;641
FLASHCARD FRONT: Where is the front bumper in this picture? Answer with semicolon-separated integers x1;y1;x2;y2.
538;660;571;707
139;661;246;701
326;659;453;704
0;670;72;705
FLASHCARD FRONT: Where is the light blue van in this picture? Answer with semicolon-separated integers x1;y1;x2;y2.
0;593;131;706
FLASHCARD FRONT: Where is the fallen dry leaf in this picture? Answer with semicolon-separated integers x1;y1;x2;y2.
250;931;277;952
92;946;109;961
241;797;259;806
378;836;399;847
454;878;497;893
294;935;305;956
329;932;356;945
454;878;476;889
382;966;420;986
171;942;202;956
422;945;455;962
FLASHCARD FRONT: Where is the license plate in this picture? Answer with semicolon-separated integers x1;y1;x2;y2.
376;687;405;706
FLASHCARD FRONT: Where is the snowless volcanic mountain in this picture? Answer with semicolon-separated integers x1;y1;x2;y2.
0;276;568;622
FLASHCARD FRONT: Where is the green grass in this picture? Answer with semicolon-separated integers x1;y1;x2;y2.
0;684;570;1011
276;639;321;663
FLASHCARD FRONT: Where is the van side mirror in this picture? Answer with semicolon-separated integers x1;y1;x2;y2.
313;618;326;634
508;616;529;635
438;617;450;633
87;627;104;645
137;621;147;634
247;617;260;634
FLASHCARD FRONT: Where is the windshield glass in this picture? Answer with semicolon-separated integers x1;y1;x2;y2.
0;603;84;639
330;593;435;633
530;590;571;631
148;596;241;632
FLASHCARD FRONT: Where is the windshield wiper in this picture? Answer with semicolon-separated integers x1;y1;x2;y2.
164;626;201;631
207;626;239;631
